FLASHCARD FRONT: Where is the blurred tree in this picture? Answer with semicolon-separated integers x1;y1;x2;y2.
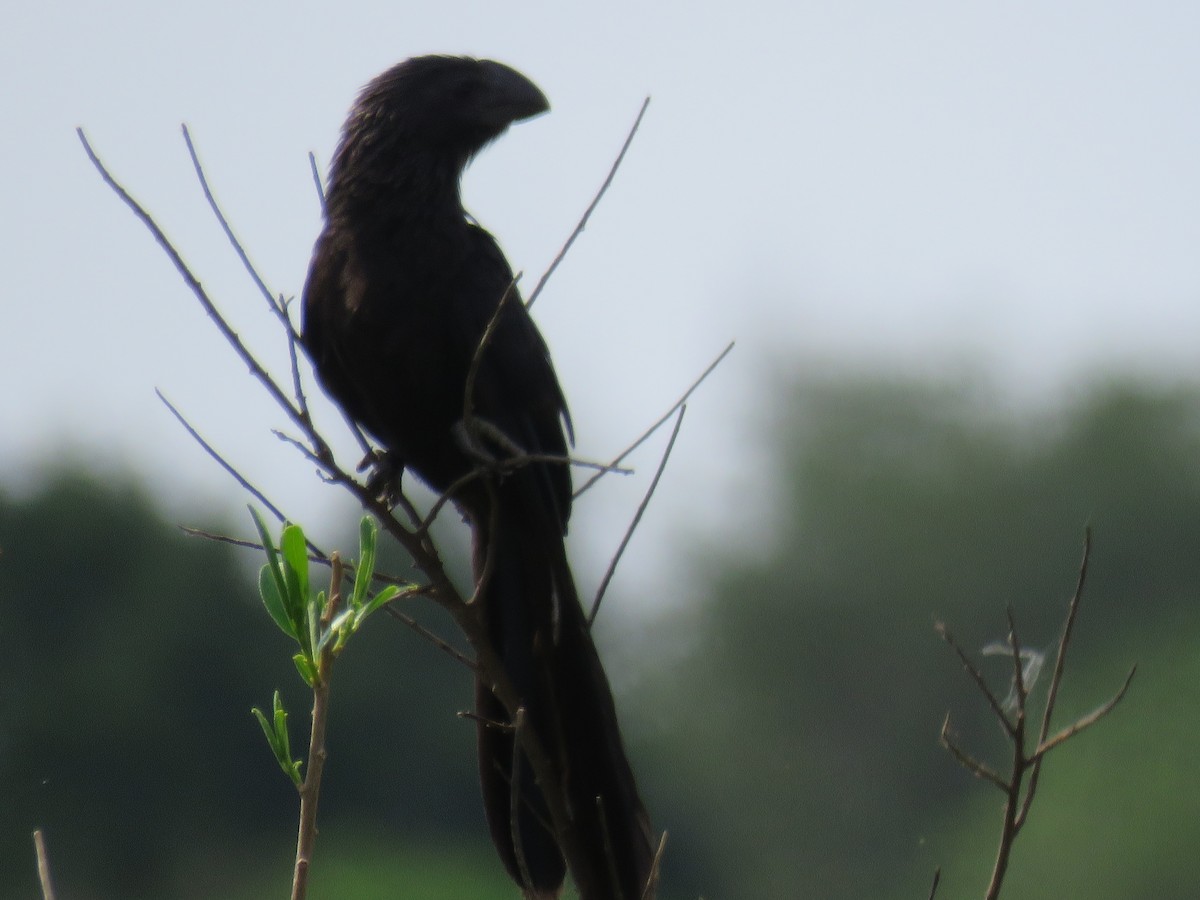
0;470;484;898
7;375;1200;900
640;375;1200;899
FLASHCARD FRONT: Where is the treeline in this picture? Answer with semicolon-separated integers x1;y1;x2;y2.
3;375;1199;898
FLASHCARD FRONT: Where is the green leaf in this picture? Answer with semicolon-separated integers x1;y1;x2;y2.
271;691;291;755
352;517;378;610
279;525;311;650
293;652;318;687
250;508;291;630
322;607;357;655
251;705;275;748
306;595;321;660
280;524;310;601
356;584;401;627
258;564;297;640
252;691;303;787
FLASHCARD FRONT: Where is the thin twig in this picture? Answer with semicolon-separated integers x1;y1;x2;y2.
938;530;1135;900
938;716;1008;790
1005;606;1028;709
935;623;1016;737
984;678;1027;898
179;526;423;602
589;405;686;625
78;129;324;457
292;556;342;900
575;341;734;498
641;832;668;900
181;125;332;471
1039;528;1092;742
180;526;269;554
158;391;291;528
280;293;312;420
386;607;478;673
462;274;522;433
1033;665;1136;758
468;479;502;607
927;867;941;900
32;830;56;900
273;429;329;469
181;123;289;322
1019;528;1092;824
527;96;650;309
308;151;326;207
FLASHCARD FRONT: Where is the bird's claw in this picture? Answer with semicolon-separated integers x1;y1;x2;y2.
359;448;405;506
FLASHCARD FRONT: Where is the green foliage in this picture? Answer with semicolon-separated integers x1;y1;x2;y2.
0;472;482;900
643;376;1200;899
249;511;407;783
7;375;1200;899
252;690;302;787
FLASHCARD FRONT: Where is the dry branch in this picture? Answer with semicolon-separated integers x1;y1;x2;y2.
936;529;1135;899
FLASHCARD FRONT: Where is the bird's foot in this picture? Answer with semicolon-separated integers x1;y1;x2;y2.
358;448;405;506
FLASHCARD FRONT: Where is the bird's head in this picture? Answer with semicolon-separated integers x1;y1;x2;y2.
348;55;549;163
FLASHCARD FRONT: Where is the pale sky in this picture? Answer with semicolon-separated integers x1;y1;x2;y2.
4;1;1199;609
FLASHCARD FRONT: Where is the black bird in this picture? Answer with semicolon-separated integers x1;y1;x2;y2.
302;56;654;899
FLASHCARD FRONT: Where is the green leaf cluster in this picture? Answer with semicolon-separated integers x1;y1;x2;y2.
249;511;406;783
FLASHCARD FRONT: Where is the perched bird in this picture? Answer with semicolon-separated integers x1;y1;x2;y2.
302;56;654;898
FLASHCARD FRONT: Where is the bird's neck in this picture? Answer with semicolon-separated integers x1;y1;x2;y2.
327;139;472;236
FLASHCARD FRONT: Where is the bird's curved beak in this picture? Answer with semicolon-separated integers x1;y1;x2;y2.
481;59;550;124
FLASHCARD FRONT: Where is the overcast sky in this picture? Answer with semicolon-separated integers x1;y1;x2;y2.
4;2;1199;609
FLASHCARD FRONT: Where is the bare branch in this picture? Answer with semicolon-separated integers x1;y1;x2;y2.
280;293;313;419
1033;665;1137;759
78;129;323;455
575;341;734;498
1020;528;1093;824
468;480;502;608
641;832;668;900
935;622;1015;737
463;274;522;434
181;123;289;323
291;557;342;900
589;405;686;625
179;526;268;554
32;830;56;900
158;390;292;527
939;715;1008;790
1037;527;1092;745
386;607;478;673
308;151;326;207
526;96;650;310
1005;606;1028;711
927;867;941;900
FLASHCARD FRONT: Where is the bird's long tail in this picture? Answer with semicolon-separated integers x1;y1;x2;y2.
474;504;655;899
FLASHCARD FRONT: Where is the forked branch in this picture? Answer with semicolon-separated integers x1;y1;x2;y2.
935;529;1135;900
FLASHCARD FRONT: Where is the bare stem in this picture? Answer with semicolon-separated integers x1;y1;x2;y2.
527;97;650;310
575;341;733;498
937;530;1135;900
291;555;343;900
589;405;686;625
32;830;56;900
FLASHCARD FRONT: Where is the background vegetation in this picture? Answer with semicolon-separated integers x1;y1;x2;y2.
3;373;1198;898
